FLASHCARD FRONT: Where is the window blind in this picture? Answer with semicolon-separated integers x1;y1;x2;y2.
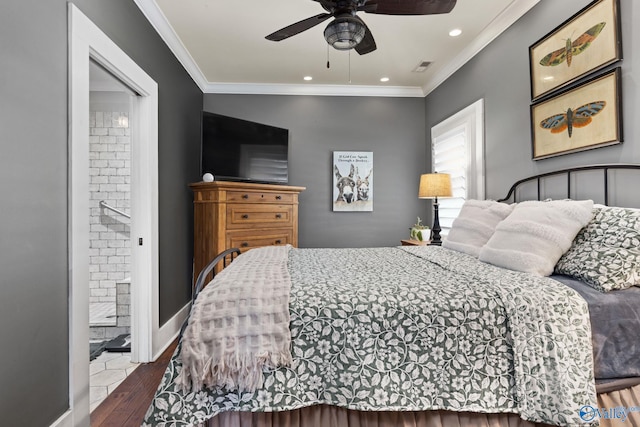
432;130;466;234
430;99;485;235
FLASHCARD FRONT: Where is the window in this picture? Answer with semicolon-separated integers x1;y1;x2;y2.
431;99;484;235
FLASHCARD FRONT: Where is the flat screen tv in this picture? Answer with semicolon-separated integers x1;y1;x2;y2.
201;112;289;184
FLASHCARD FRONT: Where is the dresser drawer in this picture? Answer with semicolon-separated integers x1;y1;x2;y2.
226;204;293;229
227;229;293;251
227;190;295;204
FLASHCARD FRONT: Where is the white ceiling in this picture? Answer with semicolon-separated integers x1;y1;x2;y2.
134;0;540;97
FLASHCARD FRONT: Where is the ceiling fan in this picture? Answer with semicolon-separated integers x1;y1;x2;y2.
265;0;457;55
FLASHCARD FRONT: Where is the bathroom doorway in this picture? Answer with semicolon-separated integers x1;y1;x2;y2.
88;62;138;411
69;4;159;425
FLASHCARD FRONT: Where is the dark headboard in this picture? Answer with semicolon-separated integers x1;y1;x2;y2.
497;164;640;206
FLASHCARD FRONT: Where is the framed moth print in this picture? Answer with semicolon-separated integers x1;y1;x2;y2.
529;0;622;101
333;151;373;212
531;67;622;160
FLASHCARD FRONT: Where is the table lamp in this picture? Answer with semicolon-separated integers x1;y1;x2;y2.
418;172;452;245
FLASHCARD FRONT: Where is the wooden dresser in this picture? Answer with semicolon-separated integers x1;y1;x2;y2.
190;181;305;280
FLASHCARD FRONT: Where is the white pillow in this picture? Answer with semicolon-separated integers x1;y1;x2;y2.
478;199;594;276
443;200;515;257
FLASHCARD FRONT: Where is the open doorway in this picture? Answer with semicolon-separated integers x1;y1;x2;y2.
88;61;139;411
69;4;159;425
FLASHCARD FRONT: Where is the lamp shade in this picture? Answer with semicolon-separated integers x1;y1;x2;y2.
418;173;452;199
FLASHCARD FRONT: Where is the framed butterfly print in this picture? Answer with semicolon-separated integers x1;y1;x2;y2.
530;67;622;160
529;0;622;101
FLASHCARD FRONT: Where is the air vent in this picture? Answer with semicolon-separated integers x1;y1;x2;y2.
412;61;432;73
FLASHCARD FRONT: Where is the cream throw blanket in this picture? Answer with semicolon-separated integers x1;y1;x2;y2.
175;245;293;392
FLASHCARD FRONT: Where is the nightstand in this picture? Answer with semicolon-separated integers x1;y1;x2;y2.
401;239;430;246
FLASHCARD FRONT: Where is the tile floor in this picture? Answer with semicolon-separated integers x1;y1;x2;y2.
90;348;140;412
90;301;137;412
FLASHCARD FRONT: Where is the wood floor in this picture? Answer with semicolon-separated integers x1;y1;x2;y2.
90;339;177;427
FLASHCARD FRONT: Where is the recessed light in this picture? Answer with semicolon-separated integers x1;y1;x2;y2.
303;76;313;81
380;77;390;82
449;28;462;37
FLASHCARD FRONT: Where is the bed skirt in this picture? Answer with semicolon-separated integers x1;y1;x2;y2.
205;383;640;427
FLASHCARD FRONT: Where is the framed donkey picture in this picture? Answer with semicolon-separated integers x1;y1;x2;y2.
333;151;373;212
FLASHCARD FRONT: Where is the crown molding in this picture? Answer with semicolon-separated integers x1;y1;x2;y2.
133;0;208;91
422;0;541;96
134;0;540;98
203;82;426;97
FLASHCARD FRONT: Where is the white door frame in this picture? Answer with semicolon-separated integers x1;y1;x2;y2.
67;3;159;425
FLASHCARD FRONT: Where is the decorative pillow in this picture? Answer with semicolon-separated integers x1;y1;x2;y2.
443;200;514;257
555;205;640;291
478;199;594;276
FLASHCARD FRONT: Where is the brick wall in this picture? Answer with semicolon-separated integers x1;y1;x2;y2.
89;111;131;304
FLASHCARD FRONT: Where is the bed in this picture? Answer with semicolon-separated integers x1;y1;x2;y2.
143;164;640;427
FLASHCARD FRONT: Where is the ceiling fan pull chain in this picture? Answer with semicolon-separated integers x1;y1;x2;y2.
348;49;352;83
327;44;331;69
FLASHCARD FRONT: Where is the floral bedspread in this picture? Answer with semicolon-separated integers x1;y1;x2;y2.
143;246;597;427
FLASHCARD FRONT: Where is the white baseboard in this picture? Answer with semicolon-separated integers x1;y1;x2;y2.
153;302;189;360
50;303;189;427
49;410;73;427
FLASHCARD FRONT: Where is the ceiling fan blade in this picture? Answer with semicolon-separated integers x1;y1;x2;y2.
358;1;378;13
368;0;456;15
354;17;377;55
266;13;332;41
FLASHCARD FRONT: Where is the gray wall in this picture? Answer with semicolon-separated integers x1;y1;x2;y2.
203;95;428;248
0;1;69;426
0;0;201;425
425;0;640;201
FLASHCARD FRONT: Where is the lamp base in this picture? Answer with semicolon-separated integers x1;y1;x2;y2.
429;230;443;245
429;198;443;246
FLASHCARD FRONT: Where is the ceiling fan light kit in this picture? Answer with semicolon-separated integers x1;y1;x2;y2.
266;0;457;55
324;15;366;50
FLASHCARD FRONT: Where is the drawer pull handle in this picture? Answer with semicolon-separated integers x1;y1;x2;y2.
242;214;249;219
242;194;249;199
275;240;282;244
275;195;282;200
241;242;249;248
275;214;282;219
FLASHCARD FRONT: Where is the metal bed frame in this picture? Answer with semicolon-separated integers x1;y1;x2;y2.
497;163;640;204
179;247;241;338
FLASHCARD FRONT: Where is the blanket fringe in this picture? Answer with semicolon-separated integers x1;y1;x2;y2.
176;350;293;393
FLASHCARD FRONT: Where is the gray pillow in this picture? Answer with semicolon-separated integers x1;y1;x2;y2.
555;205;640;292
